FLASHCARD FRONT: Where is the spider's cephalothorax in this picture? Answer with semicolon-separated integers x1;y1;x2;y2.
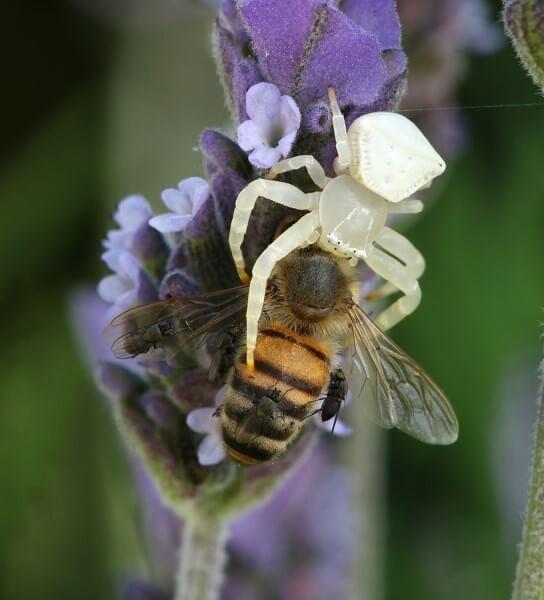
229;88;446;369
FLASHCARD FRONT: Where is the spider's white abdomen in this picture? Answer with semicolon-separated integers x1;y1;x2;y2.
347;112;446;203
318;175;387;258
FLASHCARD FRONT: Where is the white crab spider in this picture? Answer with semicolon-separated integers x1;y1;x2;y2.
229;88;445;370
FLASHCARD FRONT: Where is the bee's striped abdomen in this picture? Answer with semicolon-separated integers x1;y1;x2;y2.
221;325;331;465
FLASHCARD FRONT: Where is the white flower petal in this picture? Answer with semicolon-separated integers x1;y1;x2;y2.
198;433;226;466
118;252;141;284
186;407;215;434
249;145;282;169
101;248;124;273
277;131;297;158
105;229;132;251
279;95;302;133
114;195;152;230
237;119;266;152
115;288;139;313
161;189;192;215
97;274;130;303
178;177;209;199
187;180;210;216
149;213;192;233
245;82;283;126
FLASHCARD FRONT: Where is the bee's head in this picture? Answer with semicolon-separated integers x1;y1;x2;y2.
281;247;343;321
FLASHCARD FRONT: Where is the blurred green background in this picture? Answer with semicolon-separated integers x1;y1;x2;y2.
1;1;543;598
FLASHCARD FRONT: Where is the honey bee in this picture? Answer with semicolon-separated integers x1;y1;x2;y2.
107;245;458;465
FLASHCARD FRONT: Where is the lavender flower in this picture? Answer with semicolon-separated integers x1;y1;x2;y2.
149;178;210;234
186;387;226;466
237;82;301;168
104;194;153;252
215;0;406;172
82;2;417;599
98;195;160;319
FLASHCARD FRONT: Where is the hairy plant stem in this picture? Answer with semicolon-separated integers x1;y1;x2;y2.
175;513;229;600
347;411;385;600
512;359;544;600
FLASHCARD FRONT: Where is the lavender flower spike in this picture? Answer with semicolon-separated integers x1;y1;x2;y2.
237;82;301;168
149;177;210;233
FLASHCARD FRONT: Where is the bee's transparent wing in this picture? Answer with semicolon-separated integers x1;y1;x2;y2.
344;304;458;444
105;286;248;361
356;112;446;203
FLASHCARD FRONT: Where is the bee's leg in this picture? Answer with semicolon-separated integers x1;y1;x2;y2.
366;228;424;331
229;179;320;283
245;211;321;370
266;155;331;189
328;87;350;174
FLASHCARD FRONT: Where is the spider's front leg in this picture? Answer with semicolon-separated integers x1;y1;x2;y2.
245;211;321;370
328;87;351;174
266;155;331;189
366;227;425;331
228;179;319;282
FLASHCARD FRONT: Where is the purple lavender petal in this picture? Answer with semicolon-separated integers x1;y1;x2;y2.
170;370;217;413
296;6;386;108
231;57;263;123
200;128;252;178
96;361;145;401
215;22;263;122
141;392;180;429
136;269;158;305
210;169;247;239
131;222;169;266
220;0;250;46
340;0;402;49
184;193;216;240
159;269;201;299
239;0;317;94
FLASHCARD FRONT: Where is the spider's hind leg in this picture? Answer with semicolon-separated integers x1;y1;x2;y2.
366;227;425;331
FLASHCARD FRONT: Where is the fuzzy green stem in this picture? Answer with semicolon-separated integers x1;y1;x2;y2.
512;358;544;600
175;514;229;600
